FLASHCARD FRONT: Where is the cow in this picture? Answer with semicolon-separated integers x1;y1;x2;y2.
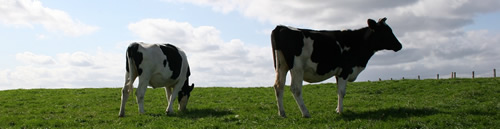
271;18;402;118
119;42;194;117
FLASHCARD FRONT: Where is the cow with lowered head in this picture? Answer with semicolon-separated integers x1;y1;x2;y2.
119;42;194;117
271;18;402;118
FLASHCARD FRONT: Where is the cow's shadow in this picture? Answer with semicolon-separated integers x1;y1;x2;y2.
148;108;233;119
340;107;441;121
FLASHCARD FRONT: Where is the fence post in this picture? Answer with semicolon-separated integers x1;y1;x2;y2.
494;69;496;78
418;75;420;80
437;74;439;80
454;72;457;78
379;78;381;81
472;71;475;79
451;72;454;79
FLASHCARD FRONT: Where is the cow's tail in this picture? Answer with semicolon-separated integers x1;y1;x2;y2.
124;43;140;91
271;26;281;70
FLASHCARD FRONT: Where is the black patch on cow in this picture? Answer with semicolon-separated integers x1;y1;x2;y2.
178;67;193;103
186;66;191;77
127;42;143;75
271;25;304;69
126;55;128;72
159;44;182;79
163;59;167;67
178;81;194;103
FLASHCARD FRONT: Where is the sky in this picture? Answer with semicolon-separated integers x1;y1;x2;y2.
0;0;499;90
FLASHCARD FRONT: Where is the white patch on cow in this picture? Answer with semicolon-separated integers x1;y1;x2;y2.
178;95;188;111
296;36;314;72
336;77;347;113
336;41;351;54
274;50;280;68
301;37;314;57
346;66;365;82
343;46;351;52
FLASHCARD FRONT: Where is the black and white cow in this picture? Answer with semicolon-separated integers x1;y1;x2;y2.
271;18;402;118
119;42;194;117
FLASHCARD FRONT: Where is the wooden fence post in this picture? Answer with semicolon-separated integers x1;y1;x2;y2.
418;75;420;80
379;78;381;81
494;69;496;78
454;72;457;78
472;71;475;79
437;74;439;80
451;72;454;79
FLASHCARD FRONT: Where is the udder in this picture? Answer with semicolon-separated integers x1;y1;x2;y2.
148;72;173;88
303;67;341;83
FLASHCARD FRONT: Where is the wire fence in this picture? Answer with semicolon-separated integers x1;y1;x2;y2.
376;68;497;81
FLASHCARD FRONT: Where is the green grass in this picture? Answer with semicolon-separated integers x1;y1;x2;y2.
1;78;499;128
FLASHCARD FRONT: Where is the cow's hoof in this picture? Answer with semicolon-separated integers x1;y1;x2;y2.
302;114;311;118
278;112;287;118
118;114;125;117
165;110;174;115
336;107;343;114
336;110;343;115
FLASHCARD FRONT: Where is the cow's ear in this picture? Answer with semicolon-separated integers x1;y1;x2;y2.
378;17;387;23
368;19;377;30
189;83;194;91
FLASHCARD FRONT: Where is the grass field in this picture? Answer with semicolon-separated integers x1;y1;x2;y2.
0;78;499;128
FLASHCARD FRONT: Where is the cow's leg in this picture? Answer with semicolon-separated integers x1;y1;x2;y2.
136;78;148;114
290;69;310;118
336;77;347;114
273;66;288;117
119;72;135;117
165;87;172;105
166;82;183;115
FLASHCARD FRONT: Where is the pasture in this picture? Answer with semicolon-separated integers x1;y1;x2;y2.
0;78;499;128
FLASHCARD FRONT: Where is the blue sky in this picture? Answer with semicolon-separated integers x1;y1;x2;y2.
1;0;499;90
465;11;500;32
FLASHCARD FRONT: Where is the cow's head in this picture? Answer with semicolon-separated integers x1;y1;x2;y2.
367;17;403;52
178;82;194;111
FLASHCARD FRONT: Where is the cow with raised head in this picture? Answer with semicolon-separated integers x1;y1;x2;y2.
119;42;194;117
271;18;402;118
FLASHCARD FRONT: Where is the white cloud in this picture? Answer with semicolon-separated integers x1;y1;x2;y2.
16;52;55;65
172;0;500;30
58;52;94;67
129;19;275;87
0;0;99;36
36;34;47;40
0;50;124;90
